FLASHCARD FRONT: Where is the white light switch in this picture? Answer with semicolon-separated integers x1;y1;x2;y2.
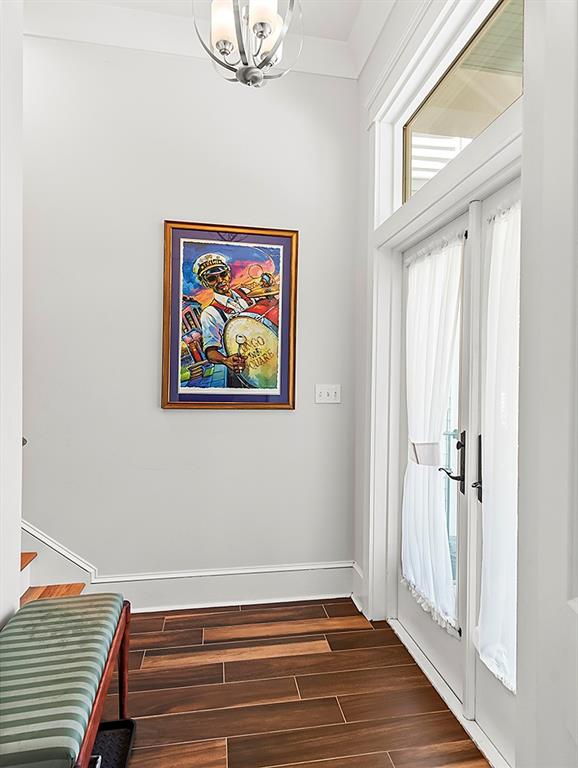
315;384;341;404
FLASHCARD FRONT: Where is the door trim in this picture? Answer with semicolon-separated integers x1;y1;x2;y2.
367;109;522;624
365;97;522;744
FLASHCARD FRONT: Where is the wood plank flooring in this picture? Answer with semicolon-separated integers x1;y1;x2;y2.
104;598;488;768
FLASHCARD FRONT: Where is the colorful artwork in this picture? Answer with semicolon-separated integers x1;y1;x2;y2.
162;222;297;409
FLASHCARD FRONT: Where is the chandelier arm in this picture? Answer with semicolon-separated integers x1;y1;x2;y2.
263;9;303;77
257;0;295;70
263;67;292;80
192;9;237;73
224;52;243;67
233;0;249;67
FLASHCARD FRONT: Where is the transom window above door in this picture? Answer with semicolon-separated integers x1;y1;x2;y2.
403;0;523;201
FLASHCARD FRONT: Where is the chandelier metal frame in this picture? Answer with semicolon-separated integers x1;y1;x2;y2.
192;0;302;87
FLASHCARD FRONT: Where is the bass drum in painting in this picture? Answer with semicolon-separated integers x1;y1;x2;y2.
223;298;279;389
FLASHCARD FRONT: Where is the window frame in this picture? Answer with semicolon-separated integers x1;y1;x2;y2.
372;0;506;226
402;0;523;203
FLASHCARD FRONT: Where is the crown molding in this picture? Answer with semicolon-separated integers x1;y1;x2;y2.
363;0;435;115
23;0;397;81
23;0;358;80
348;0;396;77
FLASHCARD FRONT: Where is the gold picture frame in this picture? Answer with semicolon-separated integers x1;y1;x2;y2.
162;220;298;409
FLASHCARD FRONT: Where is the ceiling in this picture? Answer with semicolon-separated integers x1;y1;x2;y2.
98;0;363;41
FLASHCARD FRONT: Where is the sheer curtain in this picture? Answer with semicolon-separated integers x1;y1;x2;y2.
478;202;521;692
401;237;463;630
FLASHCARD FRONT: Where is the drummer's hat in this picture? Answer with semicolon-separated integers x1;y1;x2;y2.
193;253;230;286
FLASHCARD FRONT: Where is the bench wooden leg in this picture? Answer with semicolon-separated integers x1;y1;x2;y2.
118;601;130;720
75;599;132;767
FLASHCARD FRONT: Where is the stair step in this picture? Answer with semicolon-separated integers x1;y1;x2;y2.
21;583;86;607
20;552;38;571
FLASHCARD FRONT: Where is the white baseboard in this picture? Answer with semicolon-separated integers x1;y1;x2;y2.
389;619;512;768
83;567;354;611
351;561;367;616
350;591;363;614
83;566;358;615
352;561;364;579
22;520;357;611
117;592;354;615
22;519;356;583
96;560;356;584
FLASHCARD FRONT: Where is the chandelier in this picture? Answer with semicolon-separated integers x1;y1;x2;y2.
193;0;303;87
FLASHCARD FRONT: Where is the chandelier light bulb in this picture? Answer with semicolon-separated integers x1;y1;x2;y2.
211;0;237;54
249;0;278;34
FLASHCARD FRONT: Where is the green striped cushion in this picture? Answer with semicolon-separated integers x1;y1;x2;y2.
0;593;123;768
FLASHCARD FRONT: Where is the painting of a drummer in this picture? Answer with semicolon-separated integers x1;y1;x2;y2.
193;252;253;387
169;227;295;404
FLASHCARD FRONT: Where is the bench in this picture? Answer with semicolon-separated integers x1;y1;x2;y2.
0;593;131;768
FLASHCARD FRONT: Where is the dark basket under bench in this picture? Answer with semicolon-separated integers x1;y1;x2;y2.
89;720;136;768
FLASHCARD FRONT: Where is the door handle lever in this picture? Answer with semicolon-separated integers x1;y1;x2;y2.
438;430;466;495
439;467;462;482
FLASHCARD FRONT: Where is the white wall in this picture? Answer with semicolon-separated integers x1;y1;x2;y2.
23;37;359;608
0;1;23;626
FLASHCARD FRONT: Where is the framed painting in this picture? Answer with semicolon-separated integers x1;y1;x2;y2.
162;221;298;409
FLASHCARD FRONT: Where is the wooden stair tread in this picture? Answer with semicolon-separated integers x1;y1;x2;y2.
20;552;38;571
21;583;86;606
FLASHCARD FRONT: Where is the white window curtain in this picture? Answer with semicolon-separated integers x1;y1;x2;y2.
401;237;463;630
478;202;521;692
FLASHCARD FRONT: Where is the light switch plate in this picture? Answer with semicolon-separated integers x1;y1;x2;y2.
315;384;341;404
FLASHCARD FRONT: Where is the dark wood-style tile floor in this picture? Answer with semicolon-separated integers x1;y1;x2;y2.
103;598;489;768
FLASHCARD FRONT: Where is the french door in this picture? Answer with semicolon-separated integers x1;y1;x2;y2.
398;212;469;702
472;179;520;766
396;178;521;765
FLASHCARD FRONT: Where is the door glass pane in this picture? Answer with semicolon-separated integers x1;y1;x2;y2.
441;346;460;582
404;0;523;199
401;235;463;630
